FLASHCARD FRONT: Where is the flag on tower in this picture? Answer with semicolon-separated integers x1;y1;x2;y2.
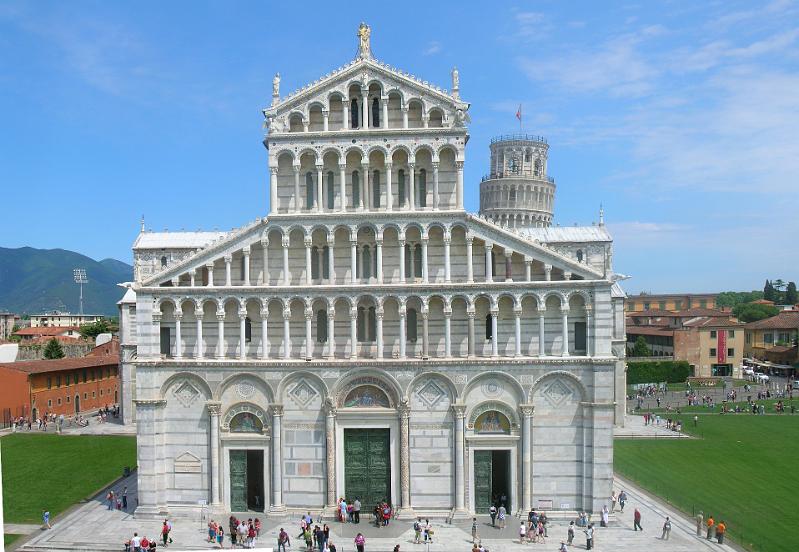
515;104;522;121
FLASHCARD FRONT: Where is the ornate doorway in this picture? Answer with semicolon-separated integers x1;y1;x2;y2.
473;450;511;512
344;428;390;506
229;450;265;512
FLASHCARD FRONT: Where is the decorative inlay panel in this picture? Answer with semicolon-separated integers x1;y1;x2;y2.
542;378;574;408
416;379;446;409
289;379;318;407
481;379;504;398
173;380;201;408
236;381;255;400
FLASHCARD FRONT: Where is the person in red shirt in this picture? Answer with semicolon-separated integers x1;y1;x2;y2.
140;536;149;549
634;509;643;531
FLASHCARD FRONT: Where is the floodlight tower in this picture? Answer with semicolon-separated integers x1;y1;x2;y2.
73;268;88;315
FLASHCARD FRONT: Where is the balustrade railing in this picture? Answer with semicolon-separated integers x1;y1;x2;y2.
481;171;555;183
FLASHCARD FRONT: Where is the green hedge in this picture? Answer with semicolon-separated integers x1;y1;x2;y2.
627;360;692;384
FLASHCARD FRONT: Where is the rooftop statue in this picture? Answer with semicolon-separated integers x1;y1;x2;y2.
357;22;372;59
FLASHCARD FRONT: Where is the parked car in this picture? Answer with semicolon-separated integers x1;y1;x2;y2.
742;367;755;376
754;373;769;383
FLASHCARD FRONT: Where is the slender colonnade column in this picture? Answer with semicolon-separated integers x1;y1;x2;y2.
453;404;466;512
270;405;285;512
207;402;222;506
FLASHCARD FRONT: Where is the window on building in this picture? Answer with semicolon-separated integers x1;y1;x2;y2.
710;330;717;338
644;302;651;310
311;246;320;280
351;98;359;128
710;348;717;357
99;389;103;396
84;392;88;400
92;391;96;398
47;377;52;389
398;169;406;207
576;249;583;263
407;308;418;343
700;299;707;308
728;348;735;357
764;333;774;344
245;317;252;343
316;310;327;343
305;172;314;209
534;158;542;176
322;246;330;280
778;332;790;343
357;307;366;342
485;313;493;340
418;169;427;207
674;300;682;310
106;367;111;378
48;399;52;407
160;256;168;268
371;97;380;127
746;332;752;344
66;395;70;403
525;151;532;163
352;170;360;207
361;246;372;279
659;301;666;310
367;307;376;342
56;375;61;387
509;187;516;202
160;327;171;356
327;171;335;209
372;170;381;208
728;330;735;338
413;244;422;278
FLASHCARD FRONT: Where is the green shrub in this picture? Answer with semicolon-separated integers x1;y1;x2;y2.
627;360;692;384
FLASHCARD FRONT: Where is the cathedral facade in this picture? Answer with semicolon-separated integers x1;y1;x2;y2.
120;25;627;520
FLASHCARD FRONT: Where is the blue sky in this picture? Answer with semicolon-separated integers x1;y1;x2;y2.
1;1;797;293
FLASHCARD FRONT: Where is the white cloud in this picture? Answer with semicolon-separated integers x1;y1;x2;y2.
423;41;441;56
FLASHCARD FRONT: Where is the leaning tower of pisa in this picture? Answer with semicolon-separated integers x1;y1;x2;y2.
478;134;556;228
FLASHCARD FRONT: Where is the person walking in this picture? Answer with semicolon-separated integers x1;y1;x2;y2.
489;504;497;527
413;518;422;544
610;491;617;513
42;509;51;529
216;526;225;548
161;521;170;547
567;521;575;545
425;519;434;543
584;523;594;550
353;497;361;524
497;504;506;529
107;490;115;510
633;508;643;531
518;521;526;544
618;490;627;512
600;505;609;527
354;532;365;552
277;528;290;552
661;517;671;540
131;533;141;552
471;517;479;545
716;520;726;544
695;510;703;537
706;514;715;540
123;486;129;510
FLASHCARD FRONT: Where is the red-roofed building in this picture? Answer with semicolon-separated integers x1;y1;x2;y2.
744;311;799;372
13;326;81;341
0;355;119;422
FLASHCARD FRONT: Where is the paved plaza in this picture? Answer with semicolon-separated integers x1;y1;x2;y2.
13;471;738;552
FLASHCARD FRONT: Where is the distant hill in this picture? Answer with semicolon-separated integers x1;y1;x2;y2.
0;247;132;317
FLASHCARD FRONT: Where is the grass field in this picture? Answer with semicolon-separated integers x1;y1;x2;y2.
4;534;23;546
616;414;799;552
1;433;136;524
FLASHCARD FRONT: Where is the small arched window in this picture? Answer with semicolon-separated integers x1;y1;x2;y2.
413;244;422;278
398;169;406;207
322;246;330;280
357;306;366;342
245;317;252;343
311;246;320;280
367;306;376;342
576;249;584;263
160;256;168;268
525;150;532;163
327;171;335;209
404;243;412;278
485;313;492;340
509;187;517;202
351;98;359;128
352;170;360;207
361;245;372;279
316;309;327;343
305;172;314;209
534;158;542;176
407;308;418;343
371;97;380;127
418;169;427;207
240;256;246;280
372;170;381;208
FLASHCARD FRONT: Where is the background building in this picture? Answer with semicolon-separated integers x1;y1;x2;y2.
0;312;17;340
29;311;104;328
120;25;626;519
626;293;717;312
744;311;799;376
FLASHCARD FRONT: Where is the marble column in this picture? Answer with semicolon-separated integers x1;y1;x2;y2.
444;308;452;358
362;164;370;210
376;308;384;359
376;239;383;284
381;97;388;129
327;234;335;283
305;307;313;360
520;404;534;512
195;307;204;358
421;310;430;359
216;310;225;359
361;87;369;129
398;306;407;358
467;310;476;357
327;310;335;359
282;308;291;360
398;402;411;511
585;305;593;357
398;239;406;283
239;309;247;360
485;243;494;283
443;232;451;282
206;263;214;287
269;405;285;514
544;263;552;282
261;238;269;285
525;258;532;282
224;255;232;286
385;162;393;211
260;306;269;360
325;400;337;507
561;306;570;357
316;164;324;212
408;162;415;210
453;404;466;513
490;309;499;357
421;237;429;283
465;237;474;283
350;307;358;359
322;109;329;132
293;166;300;211
504;251;513;282
341;100;348;130
190;269;196;287
338;163;347;211
305;238;313;284
269;167;278;214
174;311;183;358
538;310;546;357
456;160;464;209
432;161;440;210
514;308;522;357
207;401;222;506
243;247;251;286
350;239;358;284
282;237;290;285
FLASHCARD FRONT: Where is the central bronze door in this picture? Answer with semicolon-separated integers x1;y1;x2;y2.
344;428;391;506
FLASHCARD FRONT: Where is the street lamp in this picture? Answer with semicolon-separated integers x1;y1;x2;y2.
73;268;88;315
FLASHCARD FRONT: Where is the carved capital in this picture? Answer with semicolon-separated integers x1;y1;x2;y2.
452;404;467;419
242;246;251;255
174;310;183;321
269;166;278;176
384;161;393;169
207;401;222;416
271;404;284;417
216;311;226;321
560;306;571;315
304;308;313;320
432;161;439;170
224;255;232;264
519;404;535;418
304;237;312;247
195;308;204;319
282;237;290;248
324;397;337;417
456;160;465;170
484;243;494;251
152;314;162;325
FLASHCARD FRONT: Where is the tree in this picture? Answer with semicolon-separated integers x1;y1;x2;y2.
732;303;780;323
631;336;652;357
716;291;764;308
43;338;65;359
79;319;111;339
764;280;777;302
786;282;798;305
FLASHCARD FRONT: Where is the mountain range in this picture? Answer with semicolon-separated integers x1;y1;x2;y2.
0;247;133;317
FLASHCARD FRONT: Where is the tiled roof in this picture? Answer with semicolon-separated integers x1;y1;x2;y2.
629;308;729;318
745;311;799;330
518;226;612;243
682;317;744;328
0;354;117;375
27;336;85;345
14;326;81;337
626;326;675;337
132;231;227;249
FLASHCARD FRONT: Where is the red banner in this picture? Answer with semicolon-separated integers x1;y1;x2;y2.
718;329;727;363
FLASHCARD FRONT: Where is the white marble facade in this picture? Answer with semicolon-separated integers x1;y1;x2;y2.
119;24;627;520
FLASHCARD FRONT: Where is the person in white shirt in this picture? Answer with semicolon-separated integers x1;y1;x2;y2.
518;522;526;544
131;533;141;552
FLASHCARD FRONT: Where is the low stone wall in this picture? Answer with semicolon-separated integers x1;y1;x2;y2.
16;342;92;360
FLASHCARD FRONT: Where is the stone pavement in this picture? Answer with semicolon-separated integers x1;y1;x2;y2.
614;415;690;439
16;470;739;552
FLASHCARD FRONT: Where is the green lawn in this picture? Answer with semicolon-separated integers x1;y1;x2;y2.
1;434;136;523
4;534;23;547
616;414;799;552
